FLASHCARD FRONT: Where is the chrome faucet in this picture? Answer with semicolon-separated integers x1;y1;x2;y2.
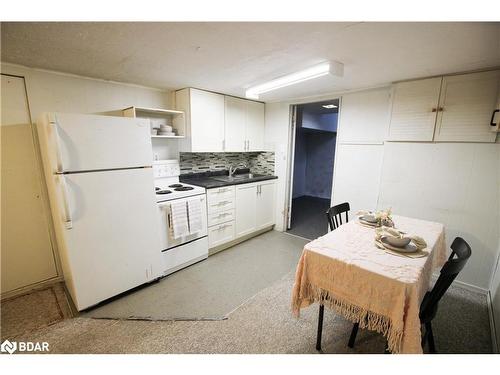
229;163;247;177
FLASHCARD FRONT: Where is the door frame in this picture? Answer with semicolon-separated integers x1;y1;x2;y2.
283;97;342;232
284;105;297;230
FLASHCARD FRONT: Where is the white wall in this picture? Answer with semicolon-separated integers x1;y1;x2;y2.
265;85;500;291
1;64;172;118
490;149;500;351
0;63;172;295
378;142;499;290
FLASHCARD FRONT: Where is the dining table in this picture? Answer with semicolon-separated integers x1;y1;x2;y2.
291;214;447;354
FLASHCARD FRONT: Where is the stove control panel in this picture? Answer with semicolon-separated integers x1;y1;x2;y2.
153;160;180;178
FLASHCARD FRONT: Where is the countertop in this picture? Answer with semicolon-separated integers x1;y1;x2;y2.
180;169;278;189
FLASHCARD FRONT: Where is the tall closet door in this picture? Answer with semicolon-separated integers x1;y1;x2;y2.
1;74;58;294
387;77;442;141
434;70;499;142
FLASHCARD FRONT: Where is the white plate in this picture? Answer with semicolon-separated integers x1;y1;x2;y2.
380;236;418;253
359;218;379;227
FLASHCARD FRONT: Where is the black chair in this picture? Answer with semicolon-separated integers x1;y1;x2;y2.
346;236;472;353
316;202;351;351
326;202;350;231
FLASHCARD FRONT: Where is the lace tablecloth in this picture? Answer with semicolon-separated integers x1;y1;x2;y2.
291;215;447;353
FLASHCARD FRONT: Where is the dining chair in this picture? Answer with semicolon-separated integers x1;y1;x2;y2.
326;202;350;231
346;236;472;353
316;202;351;351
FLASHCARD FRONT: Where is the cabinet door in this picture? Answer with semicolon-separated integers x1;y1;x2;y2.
434;70;499;142
388;77;442;141
224;96;246;152
256;182;276;230
1;75;58;294
235;183;257;237
245;100;265;151
190;89;225;152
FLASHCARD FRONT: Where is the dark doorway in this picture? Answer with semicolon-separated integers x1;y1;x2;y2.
287;99;338;240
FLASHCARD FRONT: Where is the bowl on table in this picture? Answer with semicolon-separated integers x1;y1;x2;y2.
384;236;411;248
360;214;377;223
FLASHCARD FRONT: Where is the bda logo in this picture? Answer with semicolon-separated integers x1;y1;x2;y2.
1;340;17;354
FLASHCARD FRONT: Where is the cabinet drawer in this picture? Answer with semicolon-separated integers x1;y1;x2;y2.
208;221;235;248
207;196;235;213
207;186;235;202
208;209;235;227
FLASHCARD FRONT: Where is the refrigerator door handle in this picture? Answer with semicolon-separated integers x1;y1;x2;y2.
51;121;64;173
59;175;73;229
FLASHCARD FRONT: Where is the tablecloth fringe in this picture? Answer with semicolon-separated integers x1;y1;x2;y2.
296;284;404;353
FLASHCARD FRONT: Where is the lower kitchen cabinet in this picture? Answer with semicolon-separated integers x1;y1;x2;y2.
235;183;258;237
207;179;277;250
235;180;276;238
255;181;276;230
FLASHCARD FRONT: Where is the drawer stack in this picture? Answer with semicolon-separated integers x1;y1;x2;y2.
206;186;235;248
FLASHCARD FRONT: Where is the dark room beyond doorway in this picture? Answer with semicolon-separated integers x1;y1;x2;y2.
287;99;339;240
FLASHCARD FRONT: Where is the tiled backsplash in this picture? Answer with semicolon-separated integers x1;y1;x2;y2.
179;152;275;175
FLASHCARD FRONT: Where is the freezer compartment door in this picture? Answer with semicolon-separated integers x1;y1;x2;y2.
37;112;153;173
53;168;163;310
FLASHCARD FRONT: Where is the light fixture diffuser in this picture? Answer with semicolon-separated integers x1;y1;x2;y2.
245;61;343;100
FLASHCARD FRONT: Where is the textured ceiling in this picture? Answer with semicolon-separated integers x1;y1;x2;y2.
1;22;499;101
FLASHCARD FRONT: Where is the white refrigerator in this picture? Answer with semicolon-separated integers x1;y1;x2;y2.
37;113;163;311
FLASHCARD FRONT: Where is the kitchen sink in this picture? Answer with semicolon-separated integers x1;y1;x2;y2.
212;173;263;182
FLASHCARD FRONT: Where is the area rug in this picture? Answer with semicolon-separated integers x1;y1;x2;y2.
1;284;71;340
82;231;309;321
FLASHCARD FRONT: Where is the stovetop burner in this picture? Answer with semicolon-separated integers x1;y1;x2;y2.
157;190;172;194
174;186;194;191
169;184;183;188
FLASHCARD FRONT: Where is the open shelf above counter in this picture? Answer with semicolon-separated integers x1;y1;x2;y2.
123;106;186;138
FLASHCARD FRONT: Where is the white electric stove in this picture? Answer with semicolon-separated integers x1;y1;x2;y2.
153;160;208;275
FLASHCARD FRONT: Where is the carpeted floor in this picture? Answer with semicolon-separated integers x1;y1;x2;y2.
287;196;330;240
7;272;492;354
1;283;73;340
82;230;308;320
2;230;493;354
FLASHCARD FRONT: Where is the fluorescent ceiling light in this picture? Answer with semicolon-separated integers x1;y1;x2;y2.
322;104;338;109
245;61;343;100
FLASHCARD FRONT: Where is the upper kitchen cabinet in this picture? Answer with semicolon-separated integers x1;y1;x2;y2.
434;70;499;143
245;100;265;151
175;88;225;152
387;77;442;142
387;70;500;143
224;96;247;151
224;96;265;152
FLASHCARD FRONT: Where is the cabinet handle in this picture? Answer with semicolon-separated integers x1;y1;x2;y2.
431;108;437;113
490;109;499;126
438;107;444;112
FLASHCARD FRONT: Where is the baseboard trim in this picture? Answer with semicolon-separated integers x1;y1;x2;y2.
1;276;64;301
487;291;499;353
430;273;488;295
208;226;274;256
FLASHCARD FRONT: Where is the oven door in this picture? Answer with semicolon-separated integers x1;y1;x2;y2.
157;194;208;251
